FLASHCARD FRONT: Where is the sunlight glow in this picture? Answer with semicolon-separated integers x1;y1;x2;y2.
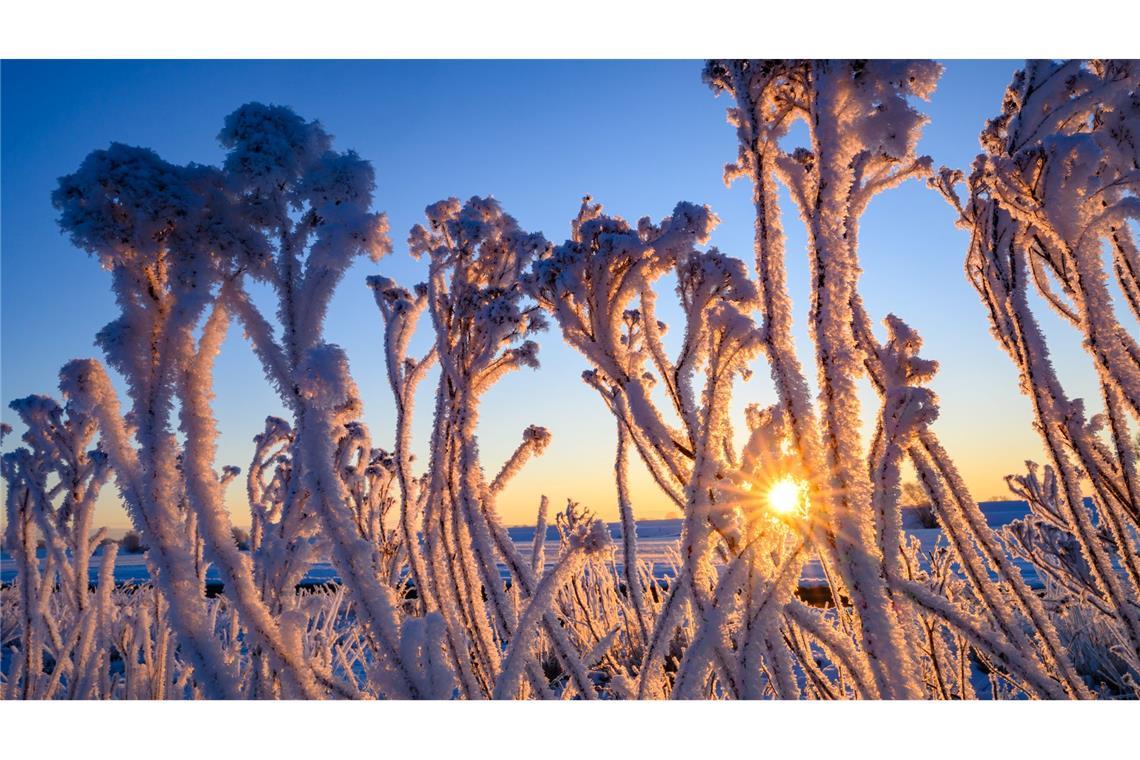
767;476;804;516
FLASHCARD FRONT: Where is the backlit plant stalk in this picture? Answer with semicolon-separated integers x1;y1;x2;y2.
935;59;1140;683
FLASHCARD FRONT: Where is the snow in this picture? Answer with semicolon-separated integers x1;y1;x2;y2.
0;503;1042;591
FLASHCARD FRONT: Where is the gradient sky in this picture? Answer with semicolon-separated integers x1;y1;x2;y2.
1;60;1114;529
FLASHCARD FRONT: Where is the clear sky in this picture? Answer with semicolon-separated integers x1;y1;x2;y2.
0;60;1111;529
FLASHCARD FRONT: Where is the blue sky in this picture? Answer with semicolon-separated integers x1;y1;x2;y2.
1;60;1106;527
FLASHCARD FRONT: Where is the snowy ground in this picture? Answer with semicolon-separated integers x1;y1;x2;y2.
0;501;1040;593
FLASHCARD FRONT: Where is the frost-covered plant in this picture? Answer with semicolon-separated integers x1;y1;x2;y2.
1004;465;1139;696
292;342;452;698
654;58;1089;700
47;111;397;698
699;59;932;699
526;196;769;696
934;60;1140;696
50;144;274;698
1;394;116;698
375;196;608;699
494;501;614;699
519;61;960;699
212;108;453;698
215;104;391;616
335;426;405;583
366;275;435;613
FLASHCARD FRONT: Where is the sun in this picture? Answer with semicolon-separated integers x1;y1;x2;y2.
767;476;803;516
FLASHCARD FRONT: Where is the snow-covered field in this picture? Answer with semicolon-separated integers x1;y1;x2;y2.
1;502;1039;594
